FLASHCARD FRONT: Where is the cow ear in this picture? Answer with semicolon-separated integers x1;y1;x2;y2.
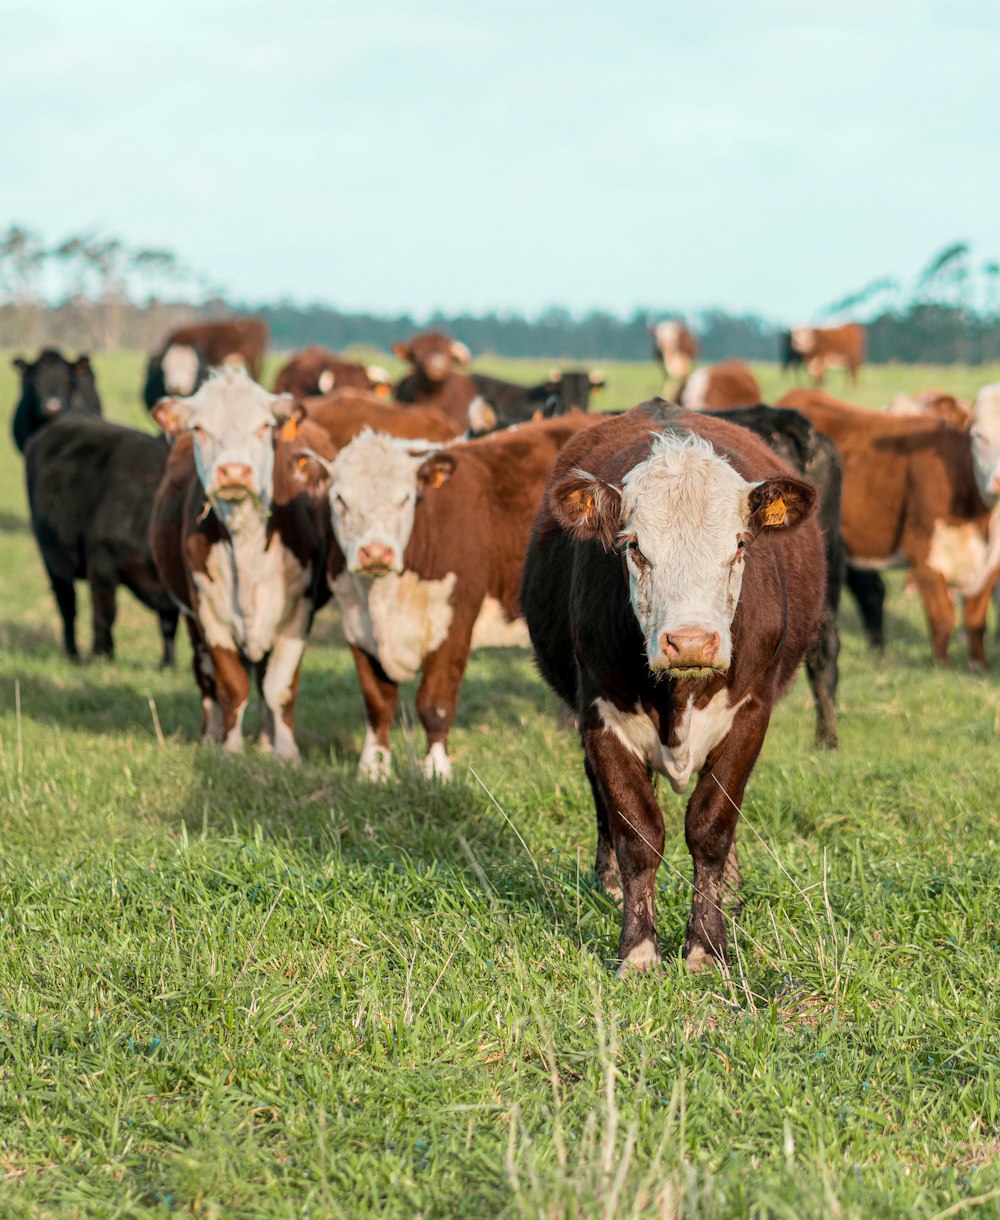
75;355;92;370
291;449;333;492
417;452;457;491
747;477;817;534
12;357;27;373
393;341;410;361
151;397;193;437
589;370;606;390
451;341;471;366
272;394;304;428
550;468;621;549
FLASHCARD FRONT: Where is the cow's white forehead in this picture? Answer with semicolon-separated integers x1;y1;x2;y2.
331;431;427;503
621;431;750;533
185;369;277;431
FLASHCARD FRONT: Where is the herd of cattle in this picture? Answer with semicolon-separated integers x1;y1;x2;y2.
10;317;1000;975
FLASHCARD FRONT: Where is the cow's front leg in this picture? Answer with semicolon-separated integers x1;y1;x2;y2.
683;700;770;972
415;627;473;781
912;563;955;664
961;576;996;671
257;631;307;762
349;644;398;781
583;718;665;976
211;646;250;753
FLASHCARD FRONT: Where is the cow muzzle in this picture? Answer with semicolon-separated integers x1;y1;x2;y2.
44;397;63;415
421;355;450;381
654;627;725;676
213;462;258;501
354;542;397;577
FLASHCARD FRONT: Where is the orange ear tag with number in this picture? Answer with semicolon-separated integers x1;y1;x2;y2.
763;496;787;527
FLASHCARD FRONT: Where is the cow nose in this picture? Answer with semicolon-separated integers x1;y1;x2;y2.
661;628;721;667
356;543;396;573
216;462;254;488
424;355;449;379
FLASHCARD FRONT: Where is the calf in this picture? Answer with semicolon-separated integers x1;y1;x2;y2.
779;388;996;666
318;414;601;780
393;330;479;431
150;370;333;758
304;389;461;449
12;349;101;452
468;368;606;434
24;415;178;664
521;401;824;975
790;323;865;387
678;361;762;412
144;318;268;408
273;346;391;398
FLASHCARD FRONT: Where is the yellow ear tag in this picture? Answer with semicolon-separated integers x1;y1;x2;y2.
280;417;302;442
763;496;787;527
429;469;446;489
584;494;595;514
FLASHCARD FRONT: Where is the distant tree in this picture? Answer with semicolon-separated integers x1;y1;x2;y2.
0;224;47;344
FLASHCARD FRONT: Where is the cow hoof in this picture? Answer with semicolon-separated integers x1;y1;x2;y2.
969;660;987;673
684;945;717;974
423;744;453;782
358;751;391;783
615;939;661;977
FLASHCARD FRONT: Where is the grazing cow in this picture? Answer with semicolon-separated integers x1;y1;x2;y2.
790;324;865;386
678;361;762;412
779;389;996;666
24;415;178;664
11;349;102;453
468;368;606;434
888;390;973;431
650;320;698;384
393;330;479;430
304;389;462;449
316;413;601;780
521;401;824;974
272;346;391;398
144;318;268;408
150;370;333;759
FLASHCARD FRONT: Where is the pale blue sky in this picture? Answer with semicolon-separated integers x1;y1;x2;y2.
3;1;998;321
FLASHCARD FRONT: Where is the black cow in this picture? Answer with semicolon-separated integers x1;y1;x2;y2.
468;368;606;434
11;349;102;453
779;330;805;377
25;415;179;665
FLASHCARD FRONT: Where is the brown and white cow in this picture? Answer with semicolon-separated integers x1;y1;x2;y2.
144;318;269;408
887;390;972;431
678;361;762;411
789;324;865;387
521;401;824;975
393;330;479;431
273;346;391;399
304;388;462;450
779;388;997;666
315;413;601;781
650;320;699;386
150;370;333;759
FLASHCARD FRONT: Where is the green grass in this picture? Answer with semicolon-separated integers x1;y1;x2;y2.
1;351;999;1217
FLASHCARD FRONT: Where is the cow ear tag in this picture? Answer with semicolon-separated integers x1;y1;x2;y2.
280;416;302;442
763;496;787;527
429;468;447;489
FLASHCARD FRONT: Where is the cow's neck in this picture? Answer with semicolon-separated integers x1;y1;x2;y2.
212;498;270;552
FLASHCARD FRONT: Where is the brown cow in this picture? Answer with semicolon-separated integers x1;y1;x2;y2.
314;413;602;780
520;401;825;974
886;389;973;431
272;345;391;399
678;361;762;411
393;330;479;430
778;388;996;667
789;324;865;386
303;389;461;450
144;318;268;408
150;370;333;759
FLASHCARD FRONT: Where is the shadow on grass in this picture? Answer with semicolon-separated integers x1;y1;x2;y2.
0;509;29;535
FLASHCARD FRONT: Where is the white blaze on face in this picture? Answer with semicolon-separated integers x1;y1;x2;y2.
329;431;430;574
791;327;815;355
317;369;336;393
971;383;1000;503
679;367;710;410
161;344;200;395
619;433;756;674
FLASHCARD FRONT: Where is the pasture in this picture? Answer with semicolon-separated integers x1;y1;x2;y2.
1;350;999;1217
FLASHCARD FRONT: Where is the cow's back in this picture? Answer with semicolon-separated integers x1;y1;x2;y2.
305;391;461;447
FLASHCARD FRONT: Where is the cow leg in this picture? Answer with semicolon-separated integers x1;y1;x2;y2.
415;632;473;781
804;607;839;748
49;573;78;660
350;643;398;781
210;647;250;752
89;572;117;660
257;632;307;762
961;582;993;671
159;608;179;670
912;564;955;664
582;721;665;976
683;700;771;972
583;752;623;902
845;566;886;650
184;617;223;743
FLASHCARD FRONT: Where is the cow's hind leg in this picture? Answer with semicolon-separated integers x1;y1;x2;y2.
845;567;886;651
350;644;398;781
912;564;955;664
49;573;78;660
414;630;473;781
961;582;994;671
88;571;118;660
583;751;622;902
159;607;179;670
804;606;839;748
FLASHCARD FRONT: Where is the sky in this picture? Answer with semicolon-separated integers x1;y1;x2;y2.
2;0;998;322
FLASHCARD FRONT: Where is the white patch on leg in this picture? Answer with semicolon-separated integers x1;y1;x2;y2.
423;741;452;781
260;628;307;761
685;944;715;973
223;699;248;753
201;696;223;743
358;726;391;782
616;938;661;977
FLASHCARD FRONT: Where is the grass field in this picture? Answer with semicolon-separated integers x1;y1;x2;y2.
1;350;999;1217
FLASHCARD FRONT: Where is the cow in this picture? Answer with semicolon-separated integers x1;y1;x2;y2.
143;318;268;409
650;320;698;386
11;349;102;453
149;370;333;759
678;361;762;412
520;401;824;975
779;388;996;667
779;329;805;376
789;324;865;387
887;390;973;431
393;330;479;431
468;368;607;434
24;415;178;665
304;389;462;449
314;413;602;781
272;346;391;399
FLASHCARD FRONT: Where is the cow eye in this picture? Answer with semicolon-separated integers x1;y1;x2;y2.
256;422;272;438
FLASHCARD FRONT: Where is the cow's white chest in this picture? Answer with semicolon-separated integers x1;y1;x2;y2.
193;520;310;663
927;520;989;596
595;688;750;794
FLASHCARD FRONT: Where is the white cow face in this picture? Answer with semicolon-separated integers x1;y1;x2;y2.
152;370;298;512
551;431;817;676
970;383;1000;503
328;430;452;577
160;344;201;395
